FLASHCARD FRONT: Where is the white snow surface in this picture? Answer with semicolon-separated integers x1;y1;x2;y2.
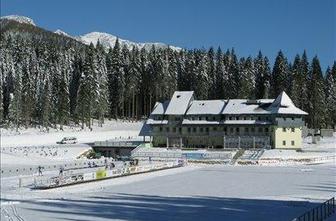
1;15;36;26
165;91;194;115
1;164;335;221
186;100;226;115
0;120;143;147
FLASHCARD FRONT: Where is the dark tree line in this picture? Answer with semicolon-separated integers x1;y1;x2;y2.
0;30;335;130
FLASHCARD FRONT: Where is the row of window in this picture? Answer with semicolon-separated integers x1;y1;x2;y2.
158;126;270;133
282;128;296;132
283;140;295;146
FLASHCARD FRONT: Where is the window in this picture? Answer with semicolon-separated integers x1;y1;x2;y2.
283;128;286;132
292;117;294;121
159;127;162;132
199;117;201;120
166;127;170;132
188;127;191;133
223;127;227;132
229;117;232;120
213;127;217;131
291;128;295;132
251;127;255;132
283;118;286;121
206;127;209;132
236;128;240;133
230;128;234;133
200;127;204;132
192;117;195;120
283;140;286;146
291;141;295;146
175;117;180;121
258;116;261;121
258;127;263;133
193;128;196;132
179;127;182;133
245;127;249;133
265;128;269;133
206;116;209;121
173;127;176;132
244;117;247;120
236;116;239;120
213;116;216;121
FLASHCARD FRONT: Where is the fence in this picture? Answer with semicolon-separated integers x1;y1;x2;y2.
33;160;184;189
293;197;335;221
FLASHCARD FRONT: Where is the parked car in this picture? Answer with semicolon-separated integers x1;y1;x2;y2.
57;137;77;144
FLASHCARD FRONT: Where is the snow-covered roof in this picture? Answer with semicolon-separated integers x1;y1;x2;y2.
223;120;272;125
267;92;308;115
164;91;194;115
182;119;220;125
151;101;170;115
146;119;168;125
186;100;226;115
221;99;272;115
148;91;307;117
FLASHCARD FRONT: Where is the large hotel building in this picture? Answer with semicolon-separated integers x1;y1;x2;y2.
140;91;308;149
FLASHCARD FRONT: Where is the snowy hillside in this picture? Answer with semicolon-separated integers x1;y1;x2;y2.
79;31;181;51
1;15;36;26
54;29;73;38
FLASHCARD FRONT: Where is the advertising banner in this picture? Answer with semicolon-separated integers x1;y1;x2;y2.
96;169;107;179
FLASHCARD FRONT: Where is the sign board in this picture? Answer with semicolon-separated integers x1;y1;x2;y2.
182;152;204;160
96;169;107;179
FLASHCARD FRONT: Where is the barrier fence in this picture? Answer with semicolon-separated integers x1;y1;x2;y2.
33;160;185;189
293;197;335;221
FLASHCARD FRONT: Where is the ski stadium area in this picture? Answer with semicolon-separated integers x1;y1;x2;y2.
0;121;335;221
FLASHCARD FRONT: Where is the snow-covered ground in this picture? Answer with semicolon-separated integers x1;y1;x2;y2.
1;123;335;220
1;164;335;221
1;120;143;147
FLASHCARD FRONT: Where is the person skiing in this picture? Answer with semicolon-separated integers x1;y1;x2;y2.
38;165;43;176
59;166;64;176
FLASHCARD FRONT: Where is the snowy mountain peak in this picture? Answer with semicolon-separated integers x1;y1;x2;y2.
54;29;72;37
1;15;36;26
79;32;181;51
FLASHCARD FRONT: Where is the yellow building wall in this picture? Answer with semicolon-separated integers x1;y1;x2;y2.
273;127;302;149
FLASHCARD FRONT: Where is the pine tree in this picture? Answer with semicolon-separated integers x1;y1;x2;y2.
239;56;255;99
271;50;290;97
95;41;109;126
325;62;336;128
214;47;224;99
57;70;70;130
307;56;326;128
207;47;216;99
107;39;125;118
254;51;270;99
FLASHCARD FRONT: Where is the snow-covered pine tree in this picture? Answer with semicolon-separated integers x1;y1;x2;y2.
193;49;209;99
271;50;290;97
8;71;22;131
21;52;35;128
228;49;240;99
107;39;125;118
307;56;327;128
254;51;271;99
95;41;109;126
324;62;336;128
41;77;52;129
290;53;309;110
57;70;70;130
239;56;256;99
207;47;216;99
214;47;225;99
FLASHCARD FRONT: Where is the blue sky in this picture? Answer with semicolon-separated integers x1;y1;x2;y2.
1;0;335;70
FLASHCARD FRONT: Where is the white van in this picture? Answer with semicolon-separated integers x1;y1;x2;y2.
57;137;77;144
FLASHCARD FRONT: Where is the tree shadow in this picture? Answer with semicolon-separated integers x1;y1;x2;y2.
10;193;324;221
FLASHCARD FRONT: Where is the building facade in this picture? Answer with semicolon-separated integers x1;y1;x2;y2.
140;91;308;149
